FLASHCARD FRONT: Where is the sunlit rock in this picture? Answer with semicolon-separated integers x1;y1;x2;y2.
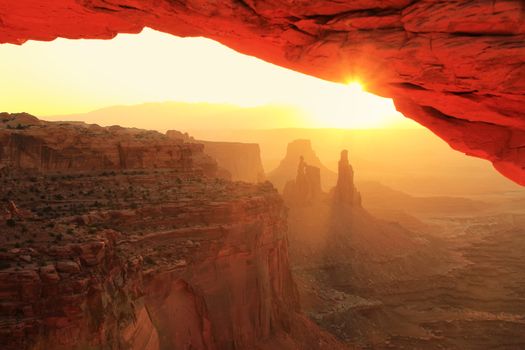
1;0;523;184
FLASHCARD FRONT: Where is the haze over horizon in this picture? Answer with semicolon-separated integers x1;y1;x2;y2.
39;100;422;132
0;28;420;130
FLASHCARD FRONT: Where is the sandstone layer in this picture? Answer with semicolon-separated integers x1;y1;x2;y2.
0;0;524;184
0;114;345;350
0;113;218;176
200;141;266;183
166;130;266;183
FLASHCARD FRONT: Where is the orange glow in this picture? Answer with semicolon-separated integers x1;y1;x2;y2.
0;29;420;129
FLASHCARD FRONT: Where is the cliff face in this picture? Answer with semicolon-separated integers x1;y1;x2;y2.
0;113;218;176
166;130;266;183
0;114;345;350
200;141;266;183
0;1;523;184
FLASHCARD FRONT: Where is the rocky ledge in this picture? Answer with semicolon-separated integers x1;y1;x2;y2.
0;114;345;350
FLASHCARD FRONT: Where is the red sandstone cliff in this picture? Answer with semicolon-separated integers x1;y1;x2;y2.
0;113;218;176
166;130;266;183
200;141;266;183
0;114;346;350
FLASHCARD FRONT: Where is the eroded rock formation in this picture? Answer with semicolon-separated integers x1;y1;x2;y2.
269;140;337;191
282;156;322;205
0;114;345;350
332;150;362;207
0;0;524;184
200;141;266;183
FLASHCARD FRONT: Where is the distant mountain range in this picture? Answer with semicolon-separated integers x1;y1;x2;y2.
43;101;309;131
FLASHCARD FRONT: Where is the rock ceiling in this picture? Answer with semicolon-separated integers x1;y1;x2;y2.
0;0;524;184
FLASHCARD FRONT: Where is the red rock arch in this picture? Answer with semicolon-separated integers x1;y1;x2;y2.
1;0;524;184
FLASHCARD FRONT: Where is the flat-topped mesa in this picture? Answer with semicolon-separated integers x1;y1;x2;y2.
282;156;322;205
332;150;361;207
0;113;218;177
167;130;266;183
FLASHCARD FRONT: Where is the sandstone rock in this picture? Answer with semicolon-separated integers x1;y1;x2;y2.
0;1;523;184
0;119;342;349
269;140;337;191
166;131;266;183
200;140;266;183
39;265;60;283
77;241;106;266
55;260;81;273
0;113;219;177
332;150;362;206
282;156;323;206
19;255;31;263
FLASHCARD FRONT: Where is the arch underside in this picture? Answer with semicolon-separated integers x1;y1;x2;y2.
1;0;524;184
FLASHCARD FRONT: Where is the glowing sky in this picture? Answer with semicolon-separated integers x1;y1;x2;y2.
0;28;420;129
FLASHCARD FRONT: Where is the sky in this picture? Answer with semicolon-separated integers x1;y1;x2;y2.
0;28;420;129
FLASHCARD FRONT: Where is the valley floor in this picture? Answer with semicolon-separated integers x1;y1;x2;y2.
295;213;525;350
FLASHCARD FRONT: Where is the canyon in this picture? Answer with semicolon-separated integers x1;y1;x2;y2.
0;113;345;350
2;113;525;349
166;130;266;183
0;0;524;184
276;140;525;349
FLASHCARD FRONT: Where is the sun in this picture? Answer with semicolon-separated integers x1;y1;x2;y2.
303;80;411;129
347;81;364;93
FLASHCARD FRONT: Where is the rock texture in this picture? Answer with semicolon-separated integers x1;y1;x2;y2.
0;114;346;350
0;0;524;184
200;141;266;183
268;140;337;191
166;130;266;183
0;113;218;176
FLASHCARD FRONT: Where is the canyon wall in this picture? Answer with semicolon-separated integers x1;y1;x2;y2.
0;0;523;184
0;114;345;350
200;141;266;183
0;113;218;176
166;130;266;183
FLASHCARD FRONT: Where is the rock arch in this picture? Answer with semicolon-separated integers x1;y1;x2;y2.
1;0;524;184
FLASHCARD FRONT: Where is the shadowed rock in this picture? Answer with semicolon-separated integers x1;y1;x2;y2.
332;150;362;207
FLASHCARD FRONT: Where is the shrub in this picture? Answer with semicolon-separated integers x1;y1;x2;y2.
6;219;15;227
